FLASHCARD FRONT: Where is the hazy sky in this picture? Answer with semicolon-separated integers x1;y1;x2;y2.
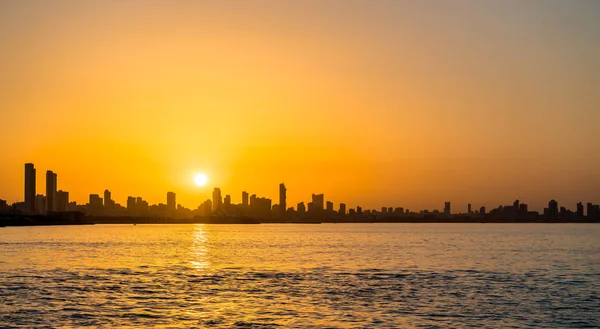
1;0;599;212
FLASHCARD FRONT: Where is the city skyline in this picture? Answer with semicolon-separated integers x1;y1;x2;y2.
1;1;599;212
3;162;599;220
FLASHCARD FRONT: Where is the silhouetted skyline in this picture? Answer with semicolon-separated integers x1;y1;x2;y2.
1;1;599;213
1;163;599;223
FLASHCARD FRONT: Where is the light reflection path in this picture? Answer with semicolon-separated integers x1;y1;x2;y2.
190;224;209;270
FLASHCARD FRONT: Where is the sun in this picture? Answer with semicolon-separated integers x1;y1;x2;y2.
194;173;208;186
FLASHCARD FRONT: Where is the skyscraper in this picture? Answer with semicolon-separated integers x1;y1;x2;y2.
444;202;451;216
56;190;69;212
212;188;222;212
24;163;36;214
548;200;559;219
279;183;286;219
46;170;57;212
242;191;249;207
104;190;112;208
167;192;176;212
339;203;346;215
312;194;324;210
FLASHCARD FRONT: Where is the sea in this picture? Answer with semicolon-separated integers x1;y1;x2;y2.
1;224;599;328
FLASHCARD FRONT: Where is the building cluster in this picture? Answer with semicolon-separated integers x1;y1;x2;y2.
1;163;600;222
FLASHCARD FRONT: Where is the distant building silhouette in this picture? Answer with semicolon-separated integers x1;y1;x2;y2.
167;192;176;212
279;183;286;219
312;194;324;210
444;202;451;216
467;203;472;214
35;194;46;214
224;194;231;213
46;170;57;212
339;203;346;215
24;163;36;214
327;201;334;213
547;200;559;219
104;190;113;210
212;188;222;212
577;202;584;219
242;191;249;207
56;190;69;212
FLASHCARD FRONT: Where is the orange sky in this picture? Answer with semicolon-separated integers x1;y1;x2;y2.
1;1;599;212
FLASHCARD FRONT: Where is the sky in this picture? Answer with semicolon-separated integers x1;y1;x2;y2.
1;0;599;212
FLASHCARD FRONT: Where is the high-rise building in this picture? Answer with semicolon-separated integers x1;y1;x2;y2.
104;190;112;208
468;203;472;214
326;201;334;212
297;202;306;216
339;203;346;215
167;192;176;212
24;163;36;214
480;206;486;216
35;194;46;214
279;183;286;219
127;197;136;214
212;188;222;212
242;191;249;207
548;200;559;219
577;202;584;219
312;194;324;210
444;202;451;215
224;194;231;212
46;171;57;212
56;190;69;212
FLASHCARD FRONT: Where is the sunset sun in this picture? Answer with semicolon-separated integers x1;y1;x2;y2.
194;173;208;187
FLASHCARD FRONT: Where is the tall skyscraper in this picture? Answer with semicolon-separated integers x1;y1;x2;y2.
56;190;69;212
279;183;286;219
24;163;36;214
242;191;249;207
444;201;451;215
339;203;346;215
312;194;324;210
548;200;559;219
577;202;584;219
212;188;222;212
46;170;57;212
167;192;176;212
468;203;472;214
104;190;112;208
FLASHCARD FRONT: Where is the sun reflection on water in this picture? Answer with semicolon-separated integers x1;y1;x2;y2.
190;224;210;270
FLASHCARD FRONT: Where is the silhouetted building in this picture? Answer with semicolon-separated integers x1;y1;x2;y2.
224;194;231;212
167;192;176;212
24;163;36;214
242;191;249;207
312;194;324;210
339;203;346;215
480;206;486;216
357;206;363;215
548;200;559;219
279;183;286;219
297;202;306;216
89;194;103;215
104;190;113;209
46;170;57;212
127;196;136;214
327;201;334;213
444;202;451;216
56;190;69;212
35;194;46;214
577;202;584;219
212;188;222;212
467;203;472;214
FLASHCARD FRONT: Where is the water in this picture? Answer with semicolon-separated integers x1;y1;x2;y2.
1;224;599;328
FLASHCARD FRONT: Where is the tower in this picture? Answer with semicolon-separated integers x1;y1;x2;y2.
212;188;222;212
279;183;286;219
167;192;176;212
24;163;36;214
46;170;57;212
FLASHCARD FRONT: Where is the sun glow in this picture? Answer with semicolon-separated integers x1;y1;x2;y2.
194;173;208;187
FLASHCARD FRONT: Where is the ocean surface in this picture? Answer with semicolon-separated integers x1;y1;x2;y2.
0;224;599;328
